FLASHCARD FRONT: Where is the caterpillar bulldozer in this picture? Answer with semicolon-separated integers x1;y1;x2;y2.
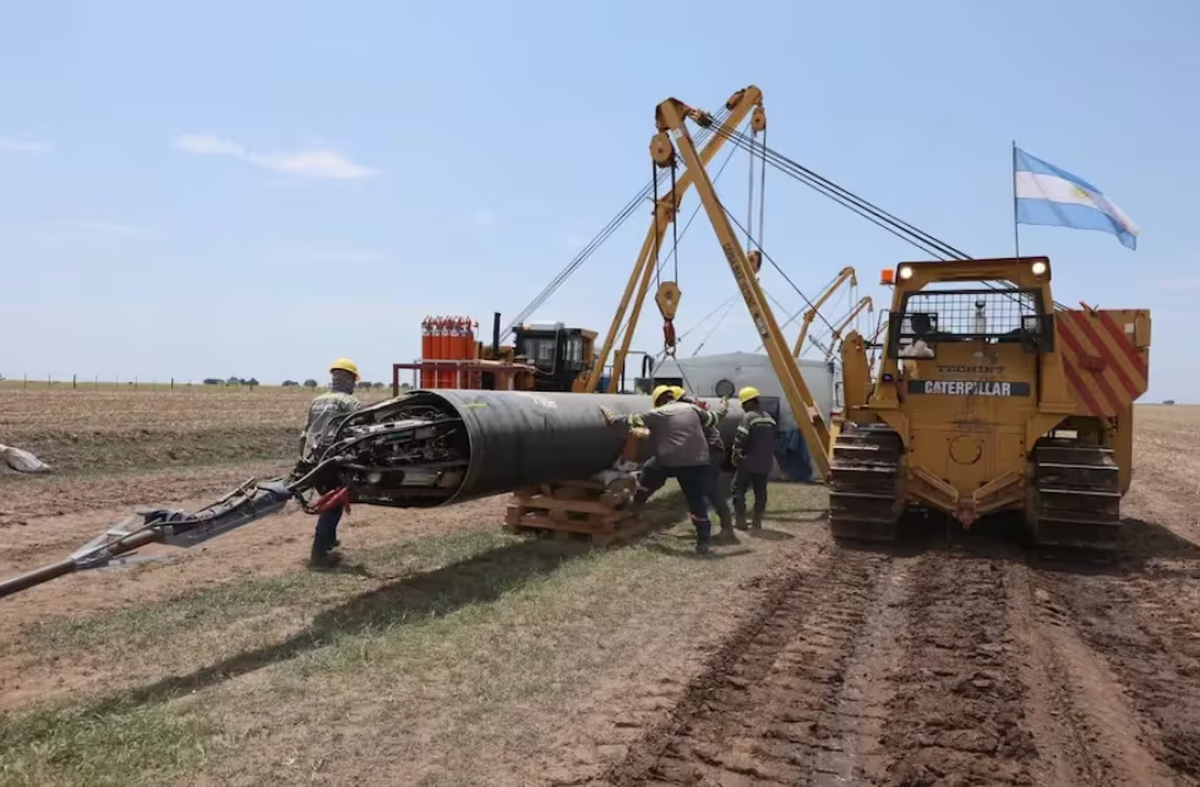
832;256;1151;550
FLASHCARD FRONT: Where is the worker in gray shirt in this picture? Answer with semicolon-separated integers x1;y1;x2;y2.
730;386;778;530
601;385;719;553
296;358;362;567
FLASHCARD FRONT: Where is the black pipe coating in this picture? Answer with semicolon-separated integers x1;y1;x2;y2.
400;390;744;505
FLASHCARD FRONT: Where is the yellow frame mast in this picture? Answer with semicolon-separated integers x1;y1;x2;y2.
650;96;831;479
823;296;874;362
792;266;856;357
579;86;766;393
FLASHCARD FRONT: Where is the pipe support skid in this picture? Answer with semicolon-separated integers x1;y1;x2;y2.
328;390;745;508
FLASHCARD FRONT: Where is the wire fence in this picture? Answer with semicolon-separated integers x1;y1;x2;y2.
0;375;401;393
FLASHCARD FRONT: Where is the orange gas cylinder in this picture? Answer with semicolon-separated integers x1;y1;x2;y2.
464;317;477;389
447;317;463;389
435;317;449;388
424;316;439;391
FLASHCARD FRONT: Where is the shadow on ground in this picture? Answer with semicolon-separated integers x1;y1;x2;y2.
831;509;1200;577
70;490;704;715
80;535;595;713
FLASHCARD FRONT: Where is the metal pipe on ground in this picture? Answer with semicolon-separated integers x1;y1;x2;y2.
334;390;745;508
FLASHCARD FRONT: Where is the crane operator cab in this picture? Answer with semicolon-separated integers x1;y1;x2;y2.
511;322;599;393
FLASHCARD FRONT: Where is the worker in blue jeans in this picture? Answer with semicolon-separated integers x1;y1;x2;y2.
602;386;720;553
632;386;738;544
297;358;362;567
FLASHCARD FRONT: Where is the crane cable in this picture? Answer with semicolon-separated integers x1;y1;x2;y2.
503;106;734;334
703;117;1068;310
701;118;968;259
610;134;745;352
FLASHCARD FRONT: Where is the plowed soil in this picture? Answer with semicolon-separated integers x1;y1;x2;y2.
2;394;1199;787
601;404;1200;787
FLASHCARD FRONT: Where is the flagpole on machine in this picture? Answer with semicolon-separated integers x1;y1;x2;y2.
1011;139;1021;260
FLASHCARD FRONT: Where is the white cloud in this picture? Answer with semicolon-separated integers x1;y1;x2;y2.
172;133;377;180
0;136;50;155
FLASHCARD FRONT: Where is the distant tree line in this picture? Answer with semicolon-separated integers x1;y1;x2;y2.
202;376;261;388
201;378;390;391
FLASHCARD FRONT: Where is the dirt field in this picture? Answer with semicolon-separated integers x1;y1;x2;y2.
1;391;1199;786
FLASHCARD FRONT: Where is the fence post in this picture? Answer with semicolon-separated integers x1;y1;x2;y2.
73;374;77;389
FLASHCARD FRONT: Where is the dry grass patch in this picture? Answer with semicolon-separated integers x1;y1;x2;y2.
0;387;392;475
0;484;830;786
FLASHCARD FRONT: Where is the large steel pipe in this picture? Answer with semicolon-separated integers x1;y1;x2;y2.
333;390;745;508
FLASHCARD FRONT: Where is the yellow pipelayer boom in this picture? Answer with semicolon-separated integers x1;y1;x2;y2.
834;257;1151;549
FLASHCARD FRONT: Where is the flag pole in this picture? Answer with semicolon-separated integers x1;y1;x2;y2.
1011;140;1021;260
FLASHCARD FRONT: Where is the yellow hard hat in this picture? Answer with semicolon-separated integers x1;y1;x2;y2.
738;385;760;404
651;384;674;405
330;358;360;380
669;386;686;400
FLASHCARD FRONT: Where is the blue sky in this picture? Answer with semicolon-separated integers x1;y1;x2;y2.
1;0;1195;401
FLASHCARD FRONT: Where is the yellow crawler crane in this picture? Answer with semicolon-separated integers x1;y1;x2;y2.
833;257;1151;549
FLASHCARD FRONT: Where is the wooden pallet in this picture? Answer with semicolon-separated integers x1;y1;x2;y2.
504;473;648;546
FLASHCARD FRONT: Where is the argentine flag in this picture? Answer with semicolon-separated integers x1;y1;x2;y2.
1014;148;1139;250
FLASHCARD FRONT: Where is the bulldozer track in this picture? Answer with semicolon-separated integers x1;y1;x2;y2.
828;424;903;543
1031;439;1124;550
602;547;895;786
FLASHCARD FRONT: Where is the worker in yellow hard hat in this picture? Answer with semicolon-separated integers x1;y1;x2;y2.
600;384;723;553
664;385;738;543
297;357;363;567
730;386;777;530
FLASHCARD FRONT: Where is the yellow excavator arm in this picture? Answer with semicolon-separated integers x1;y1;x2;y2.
650;95;831;480
792;266;856;357
580;86;766;393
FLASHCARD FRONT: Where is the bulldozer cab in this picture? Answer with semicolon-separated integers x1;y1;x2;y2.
888;287;1054;364
512;323;598;392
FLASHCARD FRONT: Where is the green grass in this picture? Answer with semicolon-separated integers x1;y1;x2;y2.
0;698;222;787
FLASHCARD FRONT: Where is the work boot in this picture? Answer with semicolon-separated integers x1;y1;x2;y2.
308;539;341;569
713;512;739;545
751;510;764;530
695;521;712;555
734;510;749;531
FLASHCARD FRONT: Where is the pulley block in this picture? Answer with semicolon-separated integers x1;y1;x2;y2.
649;133;675;168
655;280;681;321
751;106;767;133
748;250;762;275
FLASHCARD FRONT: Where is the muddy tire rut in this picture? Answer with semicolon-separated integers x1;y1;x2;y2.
603;546;897;786
600;532;1200;787
877;551;1038;786
1030;562;1200;786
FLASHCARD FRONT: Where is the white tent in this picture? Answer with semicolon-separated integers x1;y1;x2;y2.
651;351;835;429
